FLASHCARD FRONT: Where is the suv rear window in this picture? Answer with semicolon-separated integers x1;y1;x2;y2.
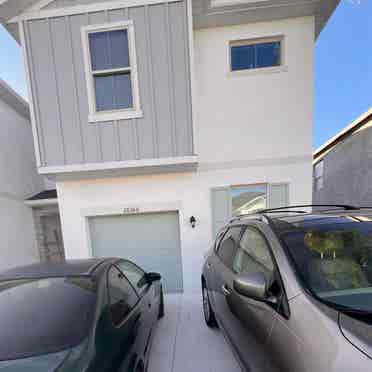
0;276;97;361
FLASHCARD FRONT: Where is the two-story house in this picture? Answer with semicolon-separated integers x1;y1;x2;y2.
0;0;339;293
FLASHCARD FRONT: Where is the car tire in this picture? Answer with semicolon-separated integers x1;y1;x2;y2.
202;283;217;328
158;286;165;319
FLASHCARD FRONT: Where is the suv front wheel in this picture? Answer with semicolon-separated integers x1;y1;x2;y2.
202;284;217;328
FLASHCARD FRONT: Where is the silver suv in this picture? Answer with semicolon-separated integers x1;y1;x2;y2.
202;205;372;372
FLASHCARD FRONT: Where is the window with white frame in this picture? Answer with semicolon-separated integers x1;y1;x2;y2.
314;160;324;191
81;21;142;123
230;36;282;72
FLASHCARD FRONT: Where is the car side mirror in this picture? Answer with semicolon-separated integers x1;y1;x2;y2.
233;272;268;301
145;272;161;284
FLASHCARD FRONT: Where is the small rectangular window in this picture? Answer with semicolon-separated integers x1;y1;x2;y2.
230;37;282;72
314;161;324;191
82;21;142;123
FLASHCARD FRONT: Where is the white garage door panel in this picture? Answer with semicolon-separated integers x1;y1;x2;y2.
89;212;183;293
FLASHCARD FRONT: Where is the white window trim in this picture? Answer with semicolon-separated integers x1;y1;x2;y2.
81;20;142;123
228;35;285;75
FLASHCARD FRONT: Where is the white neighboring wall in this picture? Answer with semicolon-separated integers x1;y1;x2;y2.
0;82;44;271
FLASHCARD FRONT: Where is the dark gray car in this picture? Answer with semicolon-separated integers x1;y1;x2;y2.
202;205;372;372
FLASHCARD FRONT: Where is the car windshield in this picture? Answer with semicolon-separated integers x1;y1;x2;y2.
0;276;97;361
275;215;372;313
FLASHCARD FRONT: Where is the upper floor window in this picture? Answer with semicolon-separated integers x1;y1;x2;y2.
230;37;282;72
81;21;142;123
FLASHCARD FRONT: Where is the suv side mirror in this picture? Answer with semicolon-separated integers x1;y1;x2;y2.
233;272;268;301
145;272;161;284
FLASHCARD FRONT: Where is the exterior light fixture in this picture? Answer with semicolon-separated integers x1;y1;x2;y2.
190;216;196;228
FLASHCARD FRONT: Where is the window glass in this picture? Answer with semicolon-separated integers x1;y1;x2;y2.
108;266;138;326
231;40;281;71
232;185;267;216
89;29;130;71
0;277;97;361
117;261;147;295
94;73;133;111
233;227;275;283
87;27;134;112
279;217;372;312
218;227;242;268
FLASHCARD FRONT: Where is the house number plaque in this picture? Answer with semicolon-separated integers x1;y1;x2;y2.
123;207;140;214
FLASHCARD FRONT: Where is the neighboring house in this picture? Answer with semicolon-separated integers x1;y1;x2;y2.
0;0;339;293
313;108;372;206
0;78;44;270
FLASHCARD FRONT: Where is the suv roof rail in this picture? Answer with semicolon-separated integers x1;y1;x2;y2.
229;204;359;222
258;204;359;213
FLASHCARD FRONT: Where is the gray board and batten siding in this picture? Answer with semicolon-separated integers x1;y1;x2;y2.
22;0;194;168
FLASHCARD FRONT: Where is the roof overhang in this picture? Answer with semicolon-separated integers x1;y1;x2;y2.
0;77;29;119
193;0;340;39
1;0;340;43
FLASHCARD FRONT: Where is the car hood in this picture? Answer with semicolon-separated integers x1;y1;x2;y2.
0;349;71;372
339;313;372;359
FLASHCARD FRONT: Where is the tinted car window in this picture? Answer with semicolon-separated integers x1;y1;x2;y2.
233;227;275;283
108;266;139;326
217;227;242;268
0;277;97;361
117;260;147;295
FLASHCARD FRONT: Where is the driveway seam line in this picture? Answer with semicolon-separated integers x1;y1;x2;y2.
170;295;183;372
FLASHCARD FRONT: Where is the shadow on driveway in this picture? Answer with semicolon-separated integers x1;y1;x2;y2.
148;294;242;372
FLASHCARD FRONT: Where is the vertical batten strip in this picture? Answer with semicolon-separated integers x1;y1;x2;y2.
164;2;178;157
185;0;195;155
19;20;43;167
123;7;139;159
144;5;159;158
24;20;47;167
66;14;86;163
48;17;66;164
87;12;104;162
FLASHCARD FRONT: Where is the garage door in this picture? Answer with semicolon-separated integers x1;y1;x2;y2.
89;212;183;293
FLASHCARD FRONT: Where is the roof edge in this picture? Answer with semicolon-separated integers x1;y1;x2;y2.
0;78;29;120
313;108;372;163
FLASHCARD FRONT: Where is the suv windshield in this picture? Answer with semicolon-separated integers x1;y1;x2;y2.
275;215;372;313
0;276;97;361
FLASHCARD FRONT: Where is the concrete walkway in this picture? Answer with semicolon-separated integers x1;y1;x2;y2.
148;294;242;372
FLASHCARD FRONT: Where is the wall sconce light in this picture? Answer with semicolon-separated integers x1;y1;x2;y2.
190;216;196;228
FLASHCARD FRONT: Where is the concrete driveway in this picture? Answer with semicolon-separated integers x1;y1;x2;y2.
148;294;242;372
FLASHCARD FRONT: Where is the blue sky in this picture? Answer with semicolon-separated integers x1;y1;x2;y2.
0;0;371;149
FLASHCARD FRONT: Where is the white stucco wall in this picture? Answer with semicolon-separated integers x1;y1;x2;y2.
57;16;314;293
194;16;314;163
57;161;312;293
0;97;44;271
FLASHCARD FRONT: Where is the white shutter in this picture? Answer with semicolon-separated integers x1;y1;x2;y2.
211;187;232;238
268;183;289;209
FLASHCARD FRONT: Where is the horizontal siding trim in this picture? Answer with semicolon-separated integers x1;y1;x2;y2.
9;0;183;22
38;155;198;174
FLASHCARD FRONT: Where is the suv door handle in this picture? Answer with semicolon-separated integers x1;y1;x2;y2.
206;261;212;269
222;284;231;296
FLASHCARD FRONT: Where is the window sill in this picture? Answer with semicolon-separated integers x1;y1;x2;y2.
88;109;143;123
227;65;288;78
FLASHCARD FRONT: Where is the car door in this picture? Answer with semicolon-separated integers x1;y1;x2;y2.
208;226;243;333
117;260;157;354
226;225;284;372
93;265;144;372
